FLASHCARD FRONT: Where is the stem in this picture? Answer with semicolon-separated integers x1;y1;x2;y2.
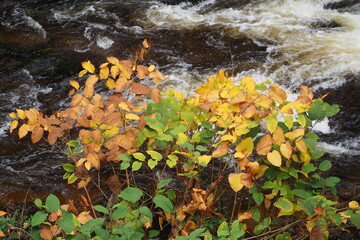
84;186;97;218
230;192;237;222
243;220;302;240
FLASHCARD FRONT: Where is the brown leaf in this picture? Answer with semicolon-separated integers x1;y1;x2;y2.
107;174;122;195
77;211;93;224
31;126;44;144
247;161;260;175
310;225;323;240
182;221;197;236
48;212;58;222
240;173;254;188
269;85;287;104
256;134;273;155
314;208;324;215
87;152;100;169
150;88;161;104
237;211;254;222
93;94;103;107
212;141;229;158
300;85;313;99
40;225;54;240
115;78;132;92
71;94;83;107
240;102;256;118
84;84;94;98
137;65;149;79
130;82;151;95
272;127;285;146
149;70;165;83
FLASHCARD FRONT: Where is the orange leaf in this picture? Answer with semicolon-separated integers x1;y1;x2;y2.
212;141;229;158
137;65;149;79
280;142;292;159
295;139;308;153
300;85;313;100
115;78;132;92
100;66;109;79
110;65;120;79
106;78;115;89
81;61;95;73
182;221;197;236
267;150;282;167
142;39;150;49
240;102;256;118
77;211;93;224
256;134;273;155
130;82;151;95
18;124;29;139
150;88;161;104
87;152;100;169
107;56;120;65
48;212;58;222
31;126;44;144
78;69;87;77
71;94;83;107
149;70;165;83
240;173;253;188
0;230;5;237
69;80;80;90
272;127;285;146
84;85;94;98
0;211;6;217
10;120;18;133
269;85;287;104
40;225;54;240
238;211;254;222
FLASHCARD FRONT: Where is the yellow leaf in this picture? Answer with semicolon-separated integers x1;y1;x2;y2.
228;173;244;192
78;69;87;77
284;115;293;129
300;152;310;164
143;39;150;48
0;211;6;217
280;103;293;114
81;61;95;73
9;112;17;118
256;134;273;155
240;76;256;95
0;230;5;237
102;127;119;139
107;56;120;65
267;150;282;167
16;109;26;120
198;155;212;165
85;161;91;171
148;65;155;72
267;113;278;133
10;120;18;133
280;142;292;159
255;165;269;179
349;201;359;209
297;114;307;128
18;124;29;139
235;137;254;158
106;78;115;90
110;65;120;79
269;85;287;104
100;66;109;79
272;127;285;146
118;101;131;112
295;139;308;153
221;134;237;143
87;152;100;169
285;128;304;141
69;80;80;90
125;113;140;120
176;133;188;145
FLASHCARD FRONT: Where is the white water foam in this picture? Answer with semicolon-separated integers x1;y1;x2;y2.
144;0;360;89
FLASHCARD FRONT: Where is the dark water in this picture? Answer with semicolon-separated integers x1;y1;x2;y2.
1;0;359;219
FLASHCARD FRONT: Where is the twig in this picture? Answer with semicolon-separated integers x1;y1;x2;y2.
84;186;97;218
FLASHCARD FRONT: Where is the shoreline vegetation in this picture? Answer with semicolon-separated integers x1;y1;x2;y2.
2;40;360;239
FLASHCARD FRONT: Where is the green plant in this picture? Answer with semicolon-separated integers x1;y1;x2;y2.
7;40;360;239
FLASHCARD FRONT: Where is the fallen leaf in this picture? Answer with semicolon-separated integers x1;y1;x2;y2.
81;61;95;73
150;88;161;104
130;82;151;95
31;126;44;144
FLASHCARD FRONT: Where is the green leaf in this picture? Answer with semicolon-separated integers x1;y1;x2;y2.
67;140;80;148
45;194;60;213
319;160;332;172
79;218;105;236
31;211;48;226
148;159;158;169
132;152;146;161
267;112;278;133
196;145;208;152
346;210;360;227
119;187;143;203
167;189;176;200
166;154;178;168
276;232;292;240
170;124;188;135
149;230;160;238
146;150;162;161
326;104;340;117
58;210;75;233
153;194;174;213
120;161;130;170
68;173;78;184
145;117;165;132
253;217;271;234
217;221;230;237
302;163;316;174
112;202;129;220
292;189;313;199
63;171;71;179
298;196;322;216
136;206;153;222
34;198;42;208
132;161;142;171
249;208;260;222
157;178;172;189
94;205;109;214
274;197;293;212
308;99;327;121
63;164;75;172
253;193;264;205
156;134;173;141
325;177;340;187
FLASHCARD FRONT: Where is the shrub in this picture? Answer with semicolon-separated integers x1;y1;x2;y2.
5;40;360;239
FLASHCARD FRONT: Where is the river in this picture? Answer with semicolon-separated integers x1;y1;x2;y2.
1;0;359;211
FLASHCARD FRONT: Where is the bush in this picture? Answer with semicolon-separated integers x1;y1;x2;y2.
5;40;360;239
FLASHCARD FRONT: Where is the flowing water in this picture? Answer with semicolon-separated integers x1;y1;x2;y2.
1;0;359;212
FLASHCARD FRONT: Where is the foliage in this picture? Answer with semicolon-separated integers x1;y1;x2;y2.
5;40;360;239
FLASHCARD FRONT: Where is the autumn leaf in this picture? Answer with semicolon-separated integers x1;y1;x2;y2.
100;66;109;79
130;82;151;95
78;69;87;77
16;109;26;120
267;112;278;133
110;65;120;79
10;120;18;133
106;78;115;90
310;225;323;240
69;80;80;90
87;152;100;169
125;113;140;120
150;88;161;104
0;211;6;217
235;137;254;158
349;201;359;209
228;173;244;192
149;70;165;83
267;150;282;167
31;126;44;144
240;173;253;188
295;139;308;153
137;65;149;79
18;124;29;139
81;61;95;73
198;155;212;165
272;127;285;145
9;112;17;118
280;142;292;159
238;211;254;222
300;85;313;99
269;85;287;104
142;39;150;49
107;56;119;65
256;134;273;155
148;65;155;72
212;141;229;158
